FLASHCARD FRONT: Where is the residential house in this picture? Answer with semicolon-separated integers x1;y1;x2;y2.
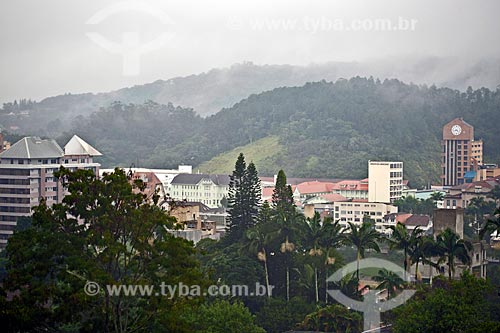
443;178;500;209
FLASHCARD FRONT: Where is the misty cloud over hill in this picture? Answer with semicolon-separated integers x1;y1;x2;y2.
1;56;499;138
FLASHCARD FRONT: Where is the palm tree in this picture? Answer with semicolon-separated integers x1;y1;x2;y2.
466;197;496;221
480;207;500;240
342;221;381;280
301;212;325;303
430;191;444;204
276;211;300;301
333;272;360;300
373;268;405;299
435;228;472;280
409;235;437;282
388;223;423;280
487;186;500;206
244;223;274;297
301;213;344;303
320;216;344;303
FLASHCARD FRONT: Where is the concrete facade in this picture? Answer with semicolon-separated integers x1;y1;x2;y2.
0;135;101;249
441;118;483;186
368;161;403;203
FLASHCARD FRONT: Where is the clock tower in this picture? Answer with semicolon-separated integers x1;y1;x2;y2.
441;118;483;186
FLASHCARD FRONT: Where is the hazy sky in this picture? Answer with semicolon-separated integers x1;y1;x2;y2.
1;0;499;103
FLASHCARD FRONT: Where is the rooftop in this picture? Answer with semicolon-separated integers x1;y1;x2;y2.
0;137;63;159
171;173;230;186
295;181;336;194
64;135;102;156
405;214;431;227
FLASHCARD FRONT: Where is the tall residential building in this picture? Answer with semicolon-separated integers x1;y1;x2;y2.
441;118;483;186
0;135;101;249
368;161;403;203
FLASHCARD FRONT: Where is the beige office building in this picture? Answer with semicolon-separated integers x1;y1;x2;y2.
368;161;403;203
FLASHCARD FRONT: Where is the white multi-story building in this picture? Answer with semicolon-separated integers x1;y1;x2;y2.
368;161;403;204
169;174;230;208
332;179;369;200
333;201;398;234
0;135;101;249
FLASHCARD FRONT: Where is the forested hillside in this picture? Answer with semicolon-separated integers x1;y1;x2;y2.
1;58;499;137
50;77;500;188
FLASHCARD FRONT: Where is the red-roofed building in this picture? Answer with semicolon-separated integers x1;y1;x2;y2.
383;213;432;233
332;179;369;200
444;177;500;208
293;181;336;202
383;213;413;225
261;187;275;203
302;193;348;219
130;171;165;204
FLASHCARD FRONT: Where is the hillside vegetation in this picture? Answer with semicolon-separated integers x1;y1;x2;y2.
196;136;282;174
2;58;499;137
44;77;500;188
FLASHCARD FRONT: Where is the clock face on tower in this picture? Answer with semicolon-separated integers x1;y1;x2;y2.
451;125;462;136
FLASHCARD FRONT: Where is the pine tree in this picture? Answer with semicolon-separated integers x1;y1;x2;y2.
243;162;261;229
272;169;295;216
226;154;261;243
271;169;297;301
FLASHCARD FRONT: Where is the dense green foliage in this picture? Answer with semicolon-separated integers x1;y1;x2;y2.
85;80;500;186
392;273;500;333
394;196;437;215
3;78;500;187
0;168;267;333
297;304;363;332
184;300;266;333
60;101;203;168
175;79;500;187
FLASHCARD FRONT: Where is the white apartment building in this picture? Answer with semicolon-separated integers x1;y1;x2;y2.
368;161;403;204
0;135;101;249
169;174;230;208
333;201;398;234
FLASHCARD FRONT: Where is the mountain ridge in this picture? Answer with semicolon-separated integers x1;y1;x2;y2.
35;77;499;188
1;57;499;138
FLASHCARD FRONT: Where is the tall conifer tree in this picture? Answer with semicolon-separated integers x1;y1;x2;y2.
226;154;261;243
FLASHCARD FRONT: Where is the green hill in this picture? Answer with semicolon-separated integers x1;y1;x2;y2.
196;136;282;174
52;77;500;188
3;58;500;137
